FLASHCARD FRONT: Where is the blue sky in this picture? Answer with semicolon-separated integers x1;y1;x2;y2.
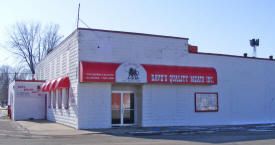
0;0;274;66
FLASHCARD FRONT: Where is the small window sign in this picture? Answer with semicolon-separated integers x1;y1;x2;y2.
195;92;218;112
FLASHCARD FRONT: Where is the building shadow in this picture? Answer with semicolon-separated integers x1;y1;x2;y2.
85;125;275;144
20;119;275;144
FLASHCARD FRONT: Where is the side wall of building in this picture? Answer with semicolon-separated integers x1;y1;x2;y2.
11;81;45;120
35;31;79;128
142;54;275;127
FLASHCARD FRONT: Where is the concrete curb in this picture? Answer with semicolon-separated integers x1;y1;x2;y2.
127;125;275;136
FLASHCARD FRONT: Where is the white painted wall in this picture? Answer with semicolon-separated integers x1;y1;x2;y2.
141;54;275;127
35;31;79;129
8;81;45;121
77;83;112;129
78;29;189;64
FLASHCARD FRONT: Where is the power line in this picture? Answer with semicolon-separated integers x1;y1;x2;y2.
79;18;91;29
0;73;32;74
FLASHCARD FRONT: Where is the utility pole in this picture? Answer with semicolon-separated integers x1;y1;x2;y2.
77;3;80;28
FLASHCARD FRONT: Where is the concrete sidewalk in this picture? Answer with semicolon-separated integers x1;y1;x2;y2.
16;120;275;136
16;120;99;136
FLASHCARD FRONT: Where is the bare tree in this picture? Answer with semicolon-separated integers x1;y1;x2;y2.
0;65;32;106
0;66;10;106
8;22;63;74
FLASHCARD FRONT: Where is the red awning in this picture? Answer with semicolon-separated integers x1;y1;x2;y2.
54;77;63;89
41;83;47;92
49;79;57;91
42;81;52;92
42;77;70;92
56;76;70;88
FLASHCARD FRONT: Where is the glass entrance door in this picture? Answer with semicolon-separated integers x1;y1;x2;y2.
112;91;135;126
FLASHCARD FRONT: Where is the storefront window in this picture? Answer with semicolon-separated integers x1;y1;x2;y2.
58;89;62;109
53;91;56;108
195;92;218;112
64;88;69;109
48;92;51;108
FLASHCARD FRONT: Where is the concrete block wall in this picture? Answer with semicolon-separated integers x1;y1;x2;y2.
77;83;112;129
35;31;79;128
141;54;275;127
9;81;45;121
78;29;188;65
189;54;275;125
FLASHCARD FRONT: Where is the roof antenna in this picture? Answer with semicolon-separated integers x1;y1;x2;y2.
77;3;80;28
250;39;259;57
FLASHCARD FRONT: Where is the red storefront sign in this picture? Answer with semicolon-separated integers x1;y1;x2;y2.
79;61;217;85
79;61;120;83
143;64;217;85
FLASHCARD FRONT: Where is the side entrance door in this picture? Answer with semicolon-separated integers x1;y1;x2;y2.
112;91;135;126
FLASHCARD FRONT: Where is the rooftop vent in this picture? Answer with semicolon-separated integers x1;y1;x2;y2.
188;45;198;53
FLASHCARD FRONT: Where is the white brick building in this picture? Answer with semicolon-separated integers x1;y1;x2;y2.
35;28;275;129
8;80;45;120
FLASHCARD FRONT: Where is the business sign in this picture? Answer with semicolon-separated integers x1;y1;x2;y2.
116;63;147;83
79;61;217;85
143;64;217;85
79;61;120;82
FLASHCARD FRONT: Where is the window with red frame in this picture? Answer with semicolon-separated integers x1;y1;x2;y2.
58;89;62;109
64;88;69;109
48;92;51;108
53;91;56;108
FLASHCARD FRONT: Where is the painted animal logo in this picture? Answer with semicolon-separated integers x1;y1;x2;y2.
128;68;139;80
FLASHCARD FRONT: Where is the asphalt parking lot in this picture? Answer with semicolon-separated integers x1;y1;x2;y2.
2;119;275;145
